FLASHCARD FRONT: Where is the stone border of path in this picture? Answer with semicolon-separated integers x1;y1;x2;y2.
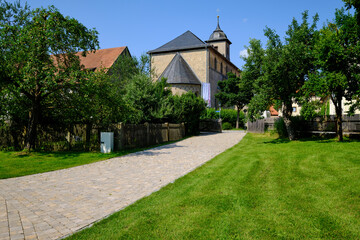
0;131;246;240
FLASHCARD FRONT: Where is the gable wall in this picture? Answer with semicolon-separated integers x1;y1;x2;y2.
150;49;207;83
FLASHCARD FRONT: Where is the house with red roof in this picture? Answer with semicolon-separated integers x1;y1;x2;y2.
75;46;131;72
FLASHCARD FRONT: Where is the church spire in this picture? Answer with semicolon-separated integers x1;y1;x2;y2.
216;15;221;30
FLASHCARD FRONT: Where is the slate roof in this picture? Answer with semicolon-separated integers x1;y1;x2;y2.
206;16;231;44
159;53;201;85
76;46;127;71
148;31;207;54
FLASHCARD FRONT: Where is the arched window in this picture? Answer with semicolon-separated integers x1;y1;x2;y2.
214;58;217;71
220;62;223;74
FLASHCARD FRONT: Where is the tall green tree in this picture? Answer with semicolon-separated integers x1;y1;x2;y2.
247;11;318;140
124;75;173;123
0;2;99;150
216;73;253;129
304;8;360;141
241;39;269;120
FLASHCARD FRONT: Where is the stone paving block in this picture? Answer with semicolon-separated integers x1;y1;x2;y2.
24;235;37;240
9;234;24;240
0;132;245;240
0;232;10;239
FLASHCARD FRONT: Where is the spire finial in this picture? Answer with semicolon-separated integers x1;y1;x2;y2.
216;15;220;30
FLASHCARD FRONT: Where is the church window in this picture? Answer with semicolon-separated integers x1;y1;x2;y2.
220;62;223;74
214;58;217;71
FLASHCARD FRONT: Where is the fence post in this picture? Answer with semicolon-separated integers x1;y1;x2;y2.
165;122;169;142
145;122;150;146
181;122;185;138
118;122;124;150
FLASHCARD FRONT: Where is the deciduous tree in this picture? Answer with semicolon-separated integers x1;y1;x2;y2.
304;8;360;141
0;1;99;150
247;11;318;140
216;72;253;129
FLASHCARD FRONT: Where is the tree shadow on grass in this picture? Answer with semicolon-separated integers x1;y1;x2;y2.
264;136;360;144
264;138;291;144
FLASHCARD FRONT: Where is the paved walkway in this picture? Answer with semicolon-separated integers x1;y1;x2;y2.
0;131;246;240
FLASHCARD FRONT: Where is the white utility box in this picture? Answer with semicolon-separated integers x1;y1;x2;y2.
100;132;114;153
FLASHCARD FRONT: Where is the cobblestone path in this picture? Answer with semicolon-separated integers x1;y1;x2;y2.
0;131;246;240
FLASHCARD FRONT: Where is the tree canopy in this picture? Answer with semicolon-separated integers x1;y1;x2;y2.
245;11;319;140
216;72;253;129
0;1;99;150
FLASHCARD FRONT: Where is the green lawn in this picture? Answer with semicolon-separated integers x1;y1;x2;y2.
0;145;173;179
66;133;360;239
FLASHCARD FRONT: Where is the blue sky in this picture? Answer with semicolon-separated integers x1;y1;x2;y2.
15;0;346;68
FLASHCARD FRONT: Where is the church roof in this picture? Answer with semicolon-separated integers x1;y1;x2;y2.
206;16;232;44
159;52;201;85
148;31;207;54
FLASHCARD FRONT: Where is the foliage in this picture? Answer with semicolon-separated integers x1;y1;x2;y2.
245;11;319;140
169;92;206;135
241;39;268;119
67;133;360;239
216;73;252;128
50;69;126;128
343;0;360;24
201;108;245;128
221;122;232;130
300;100;322;120
108;53;150;89
124;75;173;123
0;1;99;150
303;8;360;141
274;118;288;138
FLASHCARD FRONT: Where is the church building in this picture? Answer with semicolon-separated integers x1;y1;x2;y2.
148;17;240;108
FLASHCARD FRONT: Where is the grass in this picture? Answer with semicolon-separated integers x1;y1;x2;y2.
0;141;181;179
66;133;360;239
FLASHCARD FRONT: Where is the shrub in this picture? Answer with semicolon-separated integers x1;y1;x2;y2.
222;122;232;130
201;108;245;129
169;92;206;136
274;118;288;138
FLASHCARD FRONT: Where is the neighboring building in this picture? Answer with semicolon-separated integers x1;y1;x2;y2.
272;95;360;118
76;46;131;72
148;17;240;108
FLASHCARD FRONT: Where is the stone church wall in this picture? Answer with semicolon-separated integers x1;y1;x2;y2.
209;68;226;108
170;84;201;97
150;49;206;83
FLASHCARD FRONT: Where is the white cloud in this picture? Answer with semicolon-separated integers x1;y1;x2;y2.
240;49;249;58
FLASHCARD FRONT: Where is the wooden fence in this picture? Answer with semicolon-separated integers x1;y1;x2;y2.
247;118;276;133
247;115;360;135
0;122;186;151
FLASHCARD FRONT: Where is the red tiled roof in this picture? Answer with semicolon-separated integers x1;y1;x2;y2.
269;106;279;116
76;46;127;70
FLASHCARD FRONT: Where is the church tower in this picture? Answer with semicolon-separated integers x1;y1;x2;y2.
206;16;231;60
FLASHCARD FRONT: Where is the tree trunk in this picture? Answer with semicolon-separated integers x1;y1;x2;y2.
331;94;343;142
282;103;295;140
25;97;41;151
236;108;240;129
335;102;343;142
